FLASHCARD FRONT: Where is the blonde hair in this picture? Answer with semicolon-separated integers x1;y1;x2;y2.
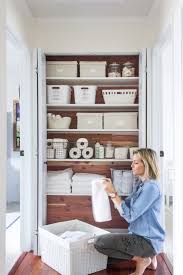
133;148;160;180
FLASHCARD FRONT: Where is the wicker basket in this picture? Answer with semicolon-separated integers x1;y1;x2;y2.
102;89;137;104
39;219;109;275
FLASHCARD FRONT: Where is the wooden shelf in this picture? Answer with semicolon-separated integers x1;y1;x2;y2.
47;158;132;162
46;77;139;86
47;129;139;135
47;104;139;111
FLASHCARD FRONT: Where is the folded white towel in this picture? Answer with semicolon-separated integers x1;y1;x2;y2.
59;231;93;243
91;179;112;222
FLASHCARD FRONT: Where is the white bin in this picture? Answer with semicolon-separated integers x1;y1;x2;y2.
47;61;77;77
77;113;103;129
47;85;71;104
74;86;96;104
80;61;106;77
39;219;109;275
104;112;138;129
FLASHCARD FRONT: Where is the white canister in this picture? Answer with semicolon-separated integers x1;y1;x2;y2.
105;143;114;159
99;145;105;159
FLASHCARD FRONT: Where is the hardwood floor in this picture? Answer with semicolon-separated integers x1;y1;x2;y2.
9;252;172;275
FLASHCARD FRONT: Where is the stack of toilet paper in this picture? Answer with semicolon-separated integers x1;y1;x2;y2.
47;168;73;195
69;138;94;159
71;173;105;195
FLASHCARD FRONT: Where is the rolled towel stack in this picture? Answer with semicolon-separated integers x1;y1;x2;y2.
47;168;73;195
71;173;105;195
69;138;94;159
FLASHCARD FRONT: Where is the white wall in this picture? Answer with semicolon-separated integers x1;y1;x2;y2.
32;17;158;53
152;0;183;39
6;0;34;48
0;0;6;274
6;39;21;203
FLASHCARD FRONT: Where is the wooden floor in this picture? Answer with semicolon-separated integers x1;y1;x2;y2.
9;252;172;275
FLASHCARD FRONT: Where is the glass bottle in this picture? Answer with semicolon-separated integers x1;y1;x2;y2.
122;61;135;77
108;63;121;77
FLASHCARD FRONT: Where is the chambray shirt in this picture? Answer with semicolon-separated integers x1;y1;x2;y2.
119;179;165;254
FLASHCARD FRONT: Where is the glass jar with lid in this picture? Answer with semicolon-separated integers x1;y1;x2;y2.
122;61;135;77
107;63;121;77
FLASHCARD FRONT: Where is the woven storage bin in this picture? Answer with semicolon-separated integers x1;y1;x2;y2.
47;148;55;159
55;148;67;159
39;219;109;275
102;89;137;104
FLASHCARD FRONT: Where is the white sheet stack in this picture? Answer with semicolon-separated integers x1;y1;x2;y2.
72;173;104;195
47;168;73;195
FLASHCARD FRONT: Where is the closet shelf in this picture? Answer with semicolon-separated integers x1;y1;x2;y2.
47;129;139;135
47;104;139;111
46;76;139;86
47;158;132;162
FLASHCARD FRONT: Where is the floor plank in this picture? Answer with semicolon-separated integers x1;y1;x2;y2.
9;252;172;275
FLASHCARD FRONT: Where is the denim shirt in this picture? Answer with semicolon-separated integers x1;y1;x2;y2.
119;179;165;254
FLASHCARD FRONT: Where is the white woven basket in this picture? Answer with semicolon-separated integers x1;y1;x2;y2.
102;89;137;104
39;219;109;275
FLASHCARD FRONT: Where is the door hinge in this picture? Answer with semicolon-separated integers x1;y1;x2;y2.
20;150;24;156
34;230;38;236
160;151;164;157
35;67;38;74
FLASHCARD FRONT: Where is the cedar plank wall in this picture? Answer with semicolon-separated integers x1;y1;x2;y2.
46;54;139;229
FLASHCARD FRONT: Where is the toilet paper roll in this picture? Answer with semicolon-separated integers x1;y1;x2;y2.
82;147;94;159
69;147;82;159
76;138;88;149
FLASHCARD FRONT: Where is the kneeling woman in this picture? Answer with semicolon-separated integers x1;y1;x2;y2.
94;148;165;275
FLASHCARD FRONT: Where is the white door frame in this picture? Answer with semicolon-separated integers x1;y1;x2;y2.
6;27;32;252
0;1;6;274
173;6;183;273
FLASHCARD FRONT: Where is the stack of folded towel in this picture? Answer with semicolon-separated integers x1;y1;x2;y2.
71;173;104;195
47;168;73;195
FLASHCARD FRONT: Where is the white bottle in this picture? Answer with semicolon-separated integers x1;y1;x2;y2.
95;142;100;159
99;145;105;159
105;143;114;159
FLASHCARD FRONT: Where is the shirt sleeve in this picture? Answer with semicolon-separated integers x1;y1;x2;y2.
120;182;160;223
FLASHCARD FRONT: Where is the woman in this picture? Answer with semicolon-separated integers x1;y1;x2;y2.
94;148;165;275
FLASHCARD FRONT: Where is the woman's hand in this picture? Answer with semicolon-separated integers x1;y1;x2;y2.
102;178;116;194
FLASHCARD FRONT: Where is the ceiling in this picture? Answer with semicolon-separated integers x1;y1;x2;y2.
25;0;157;19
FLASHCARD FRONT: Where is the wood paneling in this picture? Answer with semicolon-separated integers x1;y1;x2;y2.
46;54;139;230
9;252;172;275
47;195;128;229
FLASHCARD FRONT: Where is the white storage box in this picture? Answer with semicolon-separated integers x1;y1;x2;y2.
39;219;109;275
74;86;96;104
129;147;139;159
47;85;71;104
80;61;106;77
114;147;128;159
104;112;138;129
47;61;77;77
102;89;137;104
77;113;103;129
